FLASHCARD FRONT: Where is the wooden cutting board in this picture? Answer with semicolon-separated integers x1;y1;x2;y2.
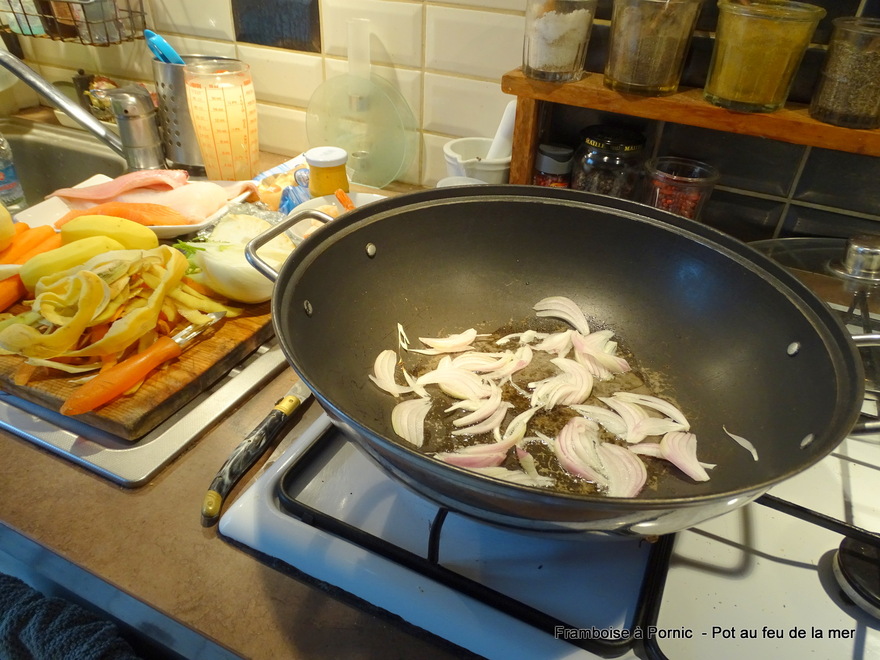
0;303;274;440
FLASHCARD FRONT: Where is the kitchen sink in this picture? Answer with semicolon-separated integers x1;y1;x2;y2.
0;117;127;205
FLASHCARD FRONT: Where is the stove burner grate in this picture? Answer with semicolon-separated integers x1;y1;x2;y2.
274;431;676;658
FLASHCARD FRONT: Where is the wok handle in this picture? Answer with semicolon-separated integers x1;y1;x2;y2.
853;333;880;347
245;208;335;282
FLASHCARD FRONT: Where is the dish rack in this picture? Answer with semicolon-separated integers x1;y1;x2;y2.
0;0;146;46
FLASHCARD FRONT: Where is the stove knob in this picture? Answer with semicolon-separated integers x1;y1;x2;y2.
843;234;880;281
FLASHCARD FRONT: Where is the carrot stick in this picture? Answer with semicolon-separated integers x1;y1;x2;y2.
334;189;356;211
0;225;57;265
0;276;26;313
0;233;63;311
0;223;29;260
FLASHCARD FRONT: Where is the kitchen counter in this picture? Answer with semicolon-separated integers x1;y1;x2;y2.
0;115;456;659
0;370;465;659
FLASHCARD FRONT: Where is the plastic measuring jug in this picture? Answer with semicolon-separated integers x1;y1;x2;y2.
183;58;260;181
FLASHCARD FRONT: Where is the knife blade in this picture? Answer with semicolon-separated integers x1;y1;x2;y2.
60;312;225;417
200;378;312;527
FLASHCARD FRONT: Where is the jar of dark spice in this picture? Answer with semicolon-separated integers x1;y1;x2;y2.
532;143;574;187
570;125;646;199
809;17;880;130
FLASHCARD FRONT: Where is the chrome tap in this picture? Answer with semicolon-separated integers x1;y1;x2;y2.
0;49;165;170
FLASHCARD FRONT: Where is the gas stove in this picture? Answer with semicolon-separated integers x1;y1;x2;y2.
219;397;880;659
220;236;880;658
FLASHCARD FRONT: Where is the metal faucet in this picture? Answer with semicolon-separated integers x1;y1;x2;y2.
0;49;166;170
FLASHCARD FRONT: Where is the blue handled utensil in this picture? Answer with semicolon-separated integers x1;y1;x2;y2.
144;29;185;65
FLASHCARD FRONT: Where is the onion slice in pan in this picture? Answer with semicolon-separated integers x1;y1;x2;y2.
612;392;690;430
391;397;433;448
723;425;759;461
368;349;412;397
534;296;590;335
660;431;710;482
597;443;647;498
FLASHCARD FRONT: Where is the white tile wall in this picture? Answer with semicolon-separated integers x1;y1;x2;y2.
238;44;323;108
149;0;235;42
425;6;522;79
320;0;423;68
8;0;526;187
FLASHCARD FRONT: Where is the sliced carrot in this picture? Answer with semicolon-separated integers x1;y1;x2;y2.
181;276;219;299
18;232;63;262
0;276;26;313
0;225;58;265
334;189;356;211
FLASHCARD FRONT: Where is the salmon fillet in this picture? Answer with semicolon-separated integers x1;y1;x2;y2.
54;202;198;228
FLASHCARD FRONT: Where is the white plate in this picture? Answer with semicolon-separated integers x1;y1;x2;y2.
289;192;386;243
14;175;248;239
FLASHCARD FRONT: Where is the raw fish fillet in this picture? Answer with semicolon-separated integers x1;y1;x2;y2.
54;202;198;228
63;181;259;224
48;169;190;202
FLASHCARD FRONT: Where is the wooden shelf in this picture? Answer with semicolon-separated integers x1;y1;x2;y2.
501;68;880;184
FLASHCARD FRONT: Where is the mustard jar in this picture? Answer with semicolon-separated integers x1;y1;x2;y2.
304;146;350;198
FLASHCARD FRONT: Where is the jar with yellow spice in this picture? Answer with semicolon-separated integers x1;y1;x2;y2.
704;0;825;113
304;146;350;198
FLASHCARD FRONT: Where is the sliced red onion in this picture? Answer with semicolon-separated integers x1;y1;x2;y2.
660;431;710;482
612;392;690;430
569;403;627;437
533;330;573;357
397;323;411;351
723;425;759;461
391;397;432;448
628;442;663;458
489;345;534;381
452;382;503;427
468;466;556;487
496;329;547;346
436;451;507;468
534;296;590;335
800;433;815;449
530;358;593;409
631;442;715;469
416;365;492;400
597;444;647;497
452;402;513;436
598;396;680;444
571;330;631;376
503;406;540;442
553;416;608;487
368;349;413;397
451;351;506;372
412;328;478;354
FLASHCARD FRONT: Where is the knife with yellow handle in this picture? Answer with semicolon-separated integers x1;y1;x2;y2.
60;312;225;417
200;378;311;527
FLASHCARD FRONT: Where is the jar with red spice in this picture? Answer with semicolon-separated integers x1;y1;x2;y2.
532;143;574;187
642;156;719;220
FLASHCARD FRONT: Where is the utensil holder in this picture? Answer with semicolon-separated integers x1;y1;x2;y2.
153;55;238;175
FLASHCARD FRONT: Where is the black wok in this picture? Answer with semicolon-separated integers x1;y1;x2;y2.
247;186;864;535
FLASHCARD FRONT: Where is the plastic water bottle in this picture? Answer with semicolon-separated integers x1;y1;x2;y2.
0;133;26;212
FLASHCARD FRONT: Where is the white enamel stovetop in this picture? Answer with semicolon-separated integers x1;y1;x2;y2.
220;398;880;660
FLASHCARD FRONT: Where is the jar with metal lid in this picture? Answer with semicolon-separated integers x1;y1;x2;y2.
570;125;646;199
532;143;574;187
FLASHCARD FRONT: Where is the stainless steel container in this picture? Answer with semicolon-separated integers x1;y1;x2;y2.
152;54;236;175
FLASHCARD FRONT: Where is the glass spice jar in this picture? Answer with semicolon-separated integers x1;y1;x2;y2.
643;156;719;220
522;0;599;82
532;143;574;187
570;125;646;199
604;0;703;96
809;17;880;130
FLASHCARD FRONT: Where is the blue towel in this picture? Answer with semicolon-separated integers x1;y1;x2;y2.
0;573;140;660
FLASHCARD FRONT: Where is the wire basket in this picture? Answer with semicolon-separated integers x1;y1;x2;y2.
0;0;146;46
